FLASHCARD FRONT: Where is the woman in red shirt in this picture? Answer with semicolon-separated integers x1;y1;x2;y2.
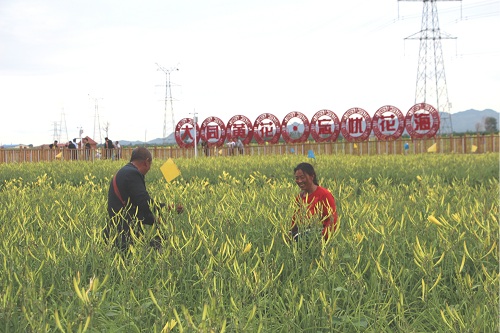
289;162;338;242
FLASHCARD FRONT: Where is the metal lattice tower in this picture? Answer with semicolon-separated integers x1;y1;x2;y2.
89;96;103;144
402;0;459;135
156;63;179;145
59;109;69;143
52;121;59;142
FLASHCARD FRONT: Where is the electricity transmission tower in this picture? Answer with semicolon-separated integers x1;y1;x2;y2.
59;109;69;143
89;95;103;144
156;63;179;145
52;121;59;142
402;0;459;135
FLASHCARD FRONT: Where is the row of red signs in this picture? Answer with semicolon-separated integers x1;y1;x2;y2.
174;103;440;148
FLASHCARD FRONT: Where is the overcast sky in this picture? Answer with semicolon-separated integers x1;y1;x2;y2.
1;0;498;146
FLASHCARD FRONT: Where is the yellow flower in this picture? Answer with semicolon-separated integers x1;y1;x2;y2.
243;242;252;254
355;233;364;244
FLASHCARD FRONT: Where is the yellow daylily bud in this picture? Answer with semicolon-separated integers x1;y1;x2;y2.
243;243;252;254
428;215;442;226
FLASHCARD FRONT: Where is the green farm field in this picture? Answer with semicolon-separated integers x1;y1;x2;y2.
0;153;498;332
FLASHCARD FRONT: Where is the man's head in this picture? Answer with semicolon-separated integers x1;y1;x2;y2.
130;147;153;175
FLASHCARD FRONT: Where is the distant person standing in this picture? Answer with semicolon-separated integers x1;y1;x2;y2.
49;140;59;159
236;137;244;155
70;138;79;160
83;138;91;160
404;141;410;155
201;140;209;157
67;140;77;160
115;141;122;159
104;137;115;159
227;138;235;156
49;140;58;149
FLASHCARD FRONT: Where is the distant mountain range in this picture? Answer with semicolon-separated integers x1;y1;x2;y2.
115;109;498;146
118;133;177;146
444;109;498;133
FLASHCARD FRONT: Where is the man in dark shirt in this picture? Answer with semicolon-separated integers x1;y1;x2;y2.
68;139;77;160
83;138;91;160
104;137;115;159
105;147;157;251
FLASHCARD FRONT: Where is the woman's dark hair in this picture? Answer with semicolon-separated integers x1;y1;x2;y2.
294;162;319;185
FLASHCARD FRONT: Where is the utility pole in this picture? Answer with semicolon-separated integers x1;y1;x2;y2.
401;0;459;135
156;63;179;145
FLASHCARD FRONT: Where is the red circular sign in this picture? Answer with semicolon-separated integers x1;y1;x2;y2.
253;113;281;144
404;103;440;139
340;107;372;142
200;116;226;147
372;105;405;141
281;111;310;143
174;118;200;148
310;109;340;142
226;115;254;145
